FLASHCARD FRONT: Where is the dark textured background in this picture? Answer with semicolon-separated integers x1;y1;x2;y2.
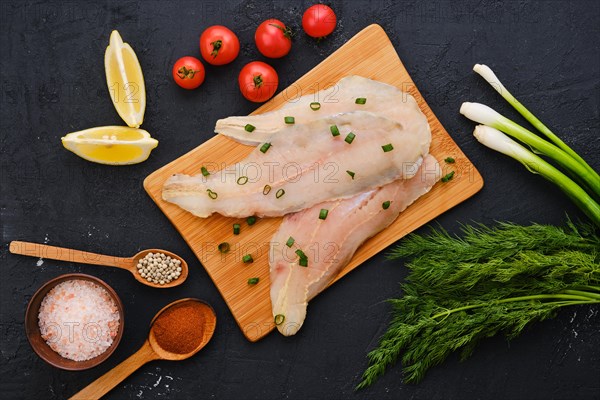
1;1;599;399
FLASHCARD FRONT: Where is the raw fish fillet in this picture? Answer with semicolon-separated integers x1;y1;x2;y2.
163;111;431;218
215;76;425;145
270;154;441;336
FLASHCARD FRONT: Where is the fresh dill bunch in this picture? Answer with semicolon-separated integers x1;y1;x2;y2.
357;221;600;389
390;221;599;300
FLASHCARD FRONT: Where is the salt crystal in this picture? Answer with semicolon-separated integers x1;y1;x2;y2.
38;279;120;361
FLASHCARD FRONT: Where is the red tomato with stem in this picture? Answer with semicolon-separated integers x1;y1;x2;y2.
200;25;240;66
238;61;279;103
302;4;337;38
255;19;292;58
172;56;205;90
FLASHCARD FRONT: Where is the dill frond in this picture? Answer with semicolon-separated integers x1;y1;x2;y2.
357;221;600;389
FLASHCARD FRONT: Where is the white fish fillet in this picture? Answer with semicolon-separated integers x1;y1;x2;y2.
215;76;426;145
163;111;431;218
270;154;441;336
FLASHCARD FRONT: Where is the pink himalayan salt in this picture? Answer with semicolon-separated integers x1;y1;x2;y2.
38;279;120;361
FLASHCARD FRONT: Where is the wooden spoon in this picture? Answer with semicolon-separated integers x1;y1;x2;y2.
9;240;189;289
69;298;217;400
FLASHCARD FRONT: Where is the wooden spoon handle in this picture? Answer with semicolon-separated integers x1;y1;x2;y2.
9;241;132;270
69;340;159;400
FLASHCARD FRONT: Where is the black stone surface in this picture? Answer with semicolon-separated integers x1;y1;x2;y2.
1;1;599;399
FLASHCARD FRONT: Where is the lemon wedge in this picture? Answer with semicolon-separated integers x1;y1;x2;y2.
61;126;158;165
105;30;146;128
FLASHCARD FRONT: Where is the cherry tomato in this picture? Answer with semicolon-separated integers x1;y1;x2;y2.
200;25;240;66
302;4;337;38
172;56;205;90
255;19;292;58
238;61;279;103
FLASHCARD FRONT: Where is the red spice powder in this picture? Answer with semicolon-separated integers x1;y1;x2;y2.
152;301;206;354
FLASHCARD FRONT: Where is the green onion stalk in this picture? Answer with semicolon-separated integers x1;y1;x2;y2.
473;64;597;179
473;125;600;227
460;102;600;200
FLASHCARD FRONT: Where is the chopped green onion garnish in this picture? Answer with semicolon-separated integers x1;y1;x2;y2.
355;97;367;104
382;143;394;152
218;242;230;253
247;277;259;285
276;189;285;198
299;257;308;267
319;209;329;220
233;223;240;235
263;185;272;195
207;189;218;199
346;170;355;179
444;157;455;164
284;116;295;124
242;254;253;263
382;201;391;210
295;249;306;258
310;102;321;111
330;125;340;137
260;142;271;153
237;176;248;185
345;132;356;144
246;216;257;226
245;124;256;132
286;236;295;247
201;166;210;176
441;171;455;182
274;314;285;325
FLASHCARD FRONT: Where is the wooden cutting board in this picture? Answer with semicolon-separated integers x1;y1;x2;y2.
144;24;483;342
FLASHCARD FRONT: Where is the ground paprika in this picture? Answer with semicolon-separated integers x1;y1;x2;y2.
151;301;206;354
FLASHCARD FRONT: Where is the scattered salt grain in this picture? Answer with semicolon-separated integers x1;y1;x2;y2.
38;279;120;361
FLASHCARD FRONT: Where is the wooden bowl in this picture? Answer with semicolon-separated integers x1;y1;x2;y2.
25;273;125;370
